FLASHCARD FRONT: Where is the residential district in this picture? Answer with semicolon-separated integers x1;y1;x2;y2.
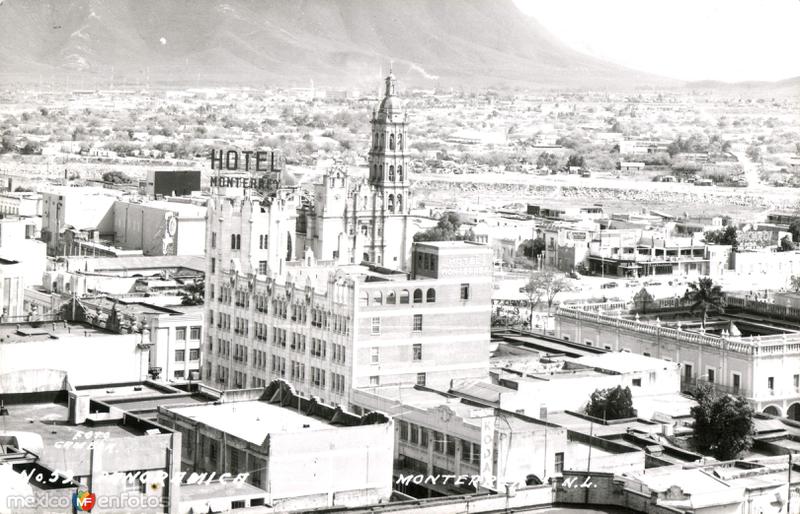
1;74;800;514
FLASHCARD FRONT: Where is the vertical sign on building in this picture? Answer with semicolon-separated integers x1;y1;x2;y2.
480;416;495;489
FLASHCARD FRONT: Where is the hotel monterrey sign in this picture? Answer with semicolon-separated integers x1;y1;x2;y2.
209;149;284;189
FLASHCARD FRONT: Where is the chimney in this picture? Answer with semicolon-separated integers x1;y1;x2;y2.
68;391;91;425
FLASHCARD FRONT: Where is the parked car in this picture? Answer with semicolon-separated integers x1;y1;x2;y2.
644;280;663;286
600;282;619;289
569;271;582;280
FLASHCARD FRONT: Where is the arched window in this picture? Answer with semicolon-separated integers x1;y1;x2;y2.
386;291;396;304
400;289;410;304
359;291;369;306
388;194;395;213
379;164;383;178
426;288;436;303
372;164;377;179
413;289;423;303
362;252;370;262
397;165;403;181
372;291;383;305
389;134;395;150
388;165;395;181
380;133;384;147
398;134;403;150
397;194;403;212
361;225;368;236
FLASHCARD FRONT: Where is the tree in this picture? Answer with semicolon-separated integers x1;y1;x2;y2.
101;171;132;184
413;211;475;243
683;277;726;329
690;384;754;460
790;275;800;293
745;144;761;162
633;287;654;314
536;152;560;170
704;225;738;251
181;280;205;306
1;131;17;153
518;238;545;260
778;235;795;252
586;385;635;420
565;154;585;169
526;268;568;313
788;219;800;244
521;272;545;329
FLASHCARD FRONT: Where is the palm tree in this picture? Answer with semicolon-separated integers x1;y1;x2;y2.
683;277;726;329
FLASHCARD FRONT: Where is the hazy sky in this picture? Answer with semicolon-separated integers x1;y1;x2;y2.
513;0;800;82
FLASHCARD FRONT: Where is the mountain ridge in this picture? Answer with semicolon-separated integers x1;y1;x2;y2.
0;0;678;89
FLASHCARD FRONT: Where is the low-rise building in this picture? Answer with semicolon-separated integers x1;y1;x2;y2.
0;320;151;392
352;384;570;496
0;389;180;514
157;380;393;511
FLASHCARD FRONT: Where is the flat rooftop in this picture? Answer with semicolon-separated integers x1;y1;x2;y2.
165;401;329;445
575;352;677;374
0;401;153;461
138;200;206;217
545;411;660;437
0;320;113;343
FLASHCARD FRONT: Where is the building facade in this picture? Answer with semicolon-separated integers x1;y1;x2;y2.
554;301;800;420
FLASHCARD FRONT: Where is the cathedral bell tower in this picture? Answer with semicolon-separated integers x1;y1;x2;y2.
368;71;409;216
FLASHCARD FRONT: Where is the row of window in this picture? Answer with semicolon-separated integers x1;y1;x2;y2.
214;297;351;336
368;372;426;387
370;314;423;335
174;349;200;361
175;326;202;340
360;288;436;307
373;132;404;151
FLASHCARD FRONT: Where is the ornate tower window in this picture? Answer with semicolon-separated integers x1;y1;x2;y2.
389;134;395;150
389;165;395;181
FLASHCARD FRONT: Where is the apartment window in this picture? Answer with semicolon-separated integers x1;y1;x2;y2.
412;343;422;361
371;317;381;335
416;372;426;386
176;327;186;340
768;377;775;391
190;326;201;340
399;421;409;441
460;283;470;300
211;232;216;249
369;375;379;386
409;424;419;445
258;261;267;275
445;435;456;457
632;378;641;387
211;257;216;273
684;363;693;381
732;373;741;392
231;234;241;250
189;349;200;361
433;431;445;454
420;428;429;448
259;234;268;249
370;347;379;364
794;374;799;390
209;441;218;464
173;370;184;379
707;368;715;383
555;452;564;473
175;350;185;361
413;314;423;332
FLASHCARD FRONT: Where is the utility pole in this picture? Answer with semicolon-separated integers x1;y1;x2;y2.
789;453;793;514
